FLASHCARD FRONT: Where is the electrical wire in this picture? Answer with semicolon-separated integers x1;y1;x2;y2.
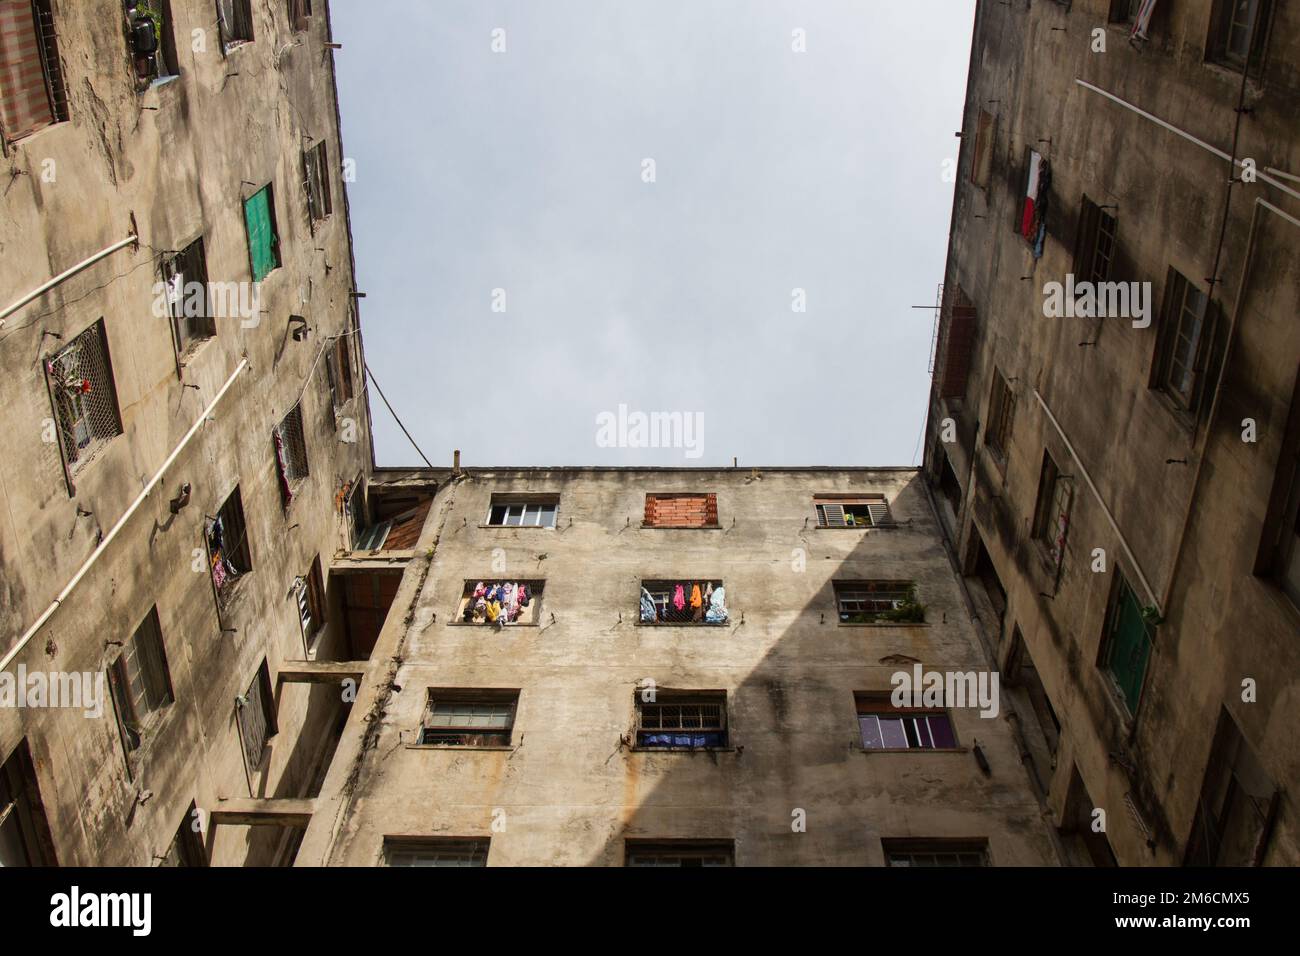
364;360;433;468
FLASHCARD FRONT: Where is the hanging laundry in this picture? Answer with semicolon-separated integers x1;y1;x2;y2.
640;587;657;623
705;585;728;623
672;584;686;611
690;584;702;608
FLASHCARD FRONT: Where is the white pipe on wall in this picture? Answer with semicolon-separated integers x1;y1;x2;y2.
0;234;139;329
1;359;249;673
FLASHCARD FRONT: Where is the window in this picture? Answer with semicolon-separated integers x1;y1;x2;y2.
216;0;254;50
814;495;892;528
1074;196;1117;286
969;109;994;188
1154;270;1212;411
0;740;56;867
1208;0;1273;74
126;0;180;88
643;493;718;529
347;481;367;547
161;238;215;359
1098;573;1154;715
856;693;957;750
883;839;989;867
834;580;923;624
985;370;1015;459
303;140;332;226
44;320;123;481
237;662;276;774
636;691;728;749
1108;0;1144;22
288;0;312;32
273;403;309;507
640;579;727;624
243;183;280;282
456;580;543;625
0;0;67;143
1185;709;1278;866
384;837;488;867
206;487;252;608
1031;451;1073;571
296;556;326;647
108;607;174;756
938;295;977;399
419;691;518;747
486;495;558;528
325;333;355;411
159;803;206;867
626;841;734;867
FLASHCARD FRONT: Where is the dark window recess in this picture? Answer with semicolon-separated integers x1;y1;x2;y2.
640;579;727;624
126;1;180;87
216;0;254;49
384;838;488;867
1208;0;1272;75
419;691;518;747
0;740;57;866
237;662;276;774
939;304;977;399
1073;196;1117;285
0;0;68;143
636;693;728;749
296;556;326;646
325;333;355;411
626;841;734;867
206;487;252;609
303;140;332;225
937;447;963;514
969;109;994;188
834;580;923;624
883;839;989;867
1153;269;1216;412
856;694;957;750
159;803;207;866
44;320;123;479
161;238;215;359
985;370;1015;459
1099;573;1154;715
488;496;558;528
1031;451;1073;572
273;404;309;508
288;0;312;32
1254;363;1300;608
814;495;892;528
1185;709;1279;866
107;607;174;755
643;493;718;528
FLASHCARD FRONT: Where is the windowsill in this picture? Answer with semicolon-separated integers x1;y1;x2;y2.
857;747;967;755
176;334;217;369
406;744;516;752
1201;57;1264;90
836;621;929;628
641;525;722;530
216;572;254;619
813;525;896;531
4;121;67;150
223;39;254;55
447;619;541;627
631;746;735;754
478;524;556;530
121;703;180;778
141;73;182;94
636;621;729;628
1151;387;1198;434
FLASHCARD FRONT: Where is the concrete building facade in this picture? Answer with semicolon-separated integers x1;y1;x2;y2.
925;0;1299;866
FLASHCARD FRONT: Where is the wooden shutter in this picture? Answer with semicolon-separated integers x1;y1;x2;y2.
939;306;976;399
244;187;276;281
867;500;892;526
819;503;846;527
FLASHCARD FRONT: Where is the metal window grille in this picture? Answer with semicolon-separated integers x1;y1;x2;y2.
419;697;516;746
274;404;309;504
161;238;215;357
303;140;331;225
45;320;122;477
109;609;172;751
637;697;727;748
384;838;488;867
0;0;68;143
207;488;252;609
986;372;1015;456
237;665;274;773
884;842;988;867
834;581;916;623
815;497;891;528
641;579;725;625
216;0;253;48
1161;273;1208;409
626;843;734;867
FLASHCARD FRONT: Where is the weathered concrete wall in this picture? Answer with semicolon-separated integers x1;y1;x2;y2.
925;0;1299;864
0;1;370;865
299;467;1060;866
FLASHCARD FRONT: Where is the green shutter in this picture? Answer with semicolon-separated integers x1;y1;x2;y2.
1107;580;1152;713
244;187;277;282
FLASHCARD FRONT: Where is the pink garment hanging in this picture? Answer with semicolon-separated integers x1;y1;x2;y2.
673;584;686;611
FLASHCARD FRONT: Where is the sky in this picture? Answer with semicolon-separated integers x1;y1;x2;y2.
331;1;976;468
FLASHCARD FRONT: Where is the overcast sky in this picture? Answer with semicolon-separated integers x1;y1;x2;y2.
331;1;976;468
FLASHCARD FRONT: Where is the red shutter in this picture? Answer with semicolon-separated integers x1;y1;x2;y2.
939;306;976;399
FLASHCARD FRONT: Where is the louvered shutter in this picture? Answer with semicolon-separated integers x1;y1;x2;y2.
867;500;892;527
820;503;846;527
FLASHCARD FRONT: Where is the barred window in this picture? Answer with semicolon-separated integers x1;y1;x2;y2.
834;580;923;624
636;692;728;749
161;238;215;358
419;691;518;747
206;487;252;609
985;369;1015;459
288;0;312;32
626;841;734;867
883;839;989;867
0;0;68;143
303;140;332;226
273;404;309;507
45;320;123;479
384;838;488;867
237;662;276;774
640;579;727;625
107;607;174;756
814;495;892;528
